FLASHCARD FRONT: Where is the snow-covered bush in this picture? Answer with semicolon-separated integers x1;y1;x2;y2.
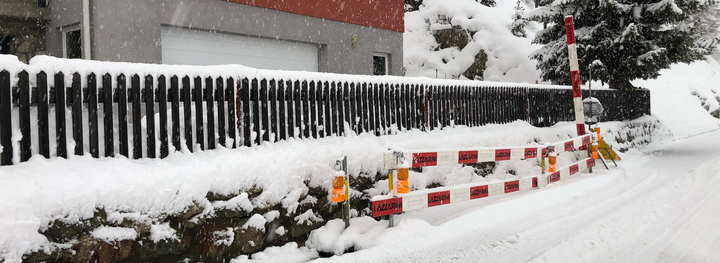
404;0;541;83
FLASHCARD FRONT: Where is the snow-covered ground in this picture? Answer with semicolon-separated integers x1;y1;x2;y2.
308;129;720;263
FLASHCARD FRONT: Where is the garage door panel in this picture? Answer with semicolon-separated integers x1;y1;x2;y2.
161;27;318;72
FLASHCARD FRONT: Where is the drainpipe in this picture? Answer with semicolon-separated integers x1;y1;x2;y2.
82;0;91;59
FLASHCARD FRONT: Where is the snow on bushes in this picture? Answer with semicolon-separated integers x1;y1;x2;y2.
404;0;541;83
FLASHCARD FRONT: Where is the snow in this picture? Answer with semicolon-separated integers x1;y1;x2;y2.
150;223;178;243
634;57;720;137
309;130;720;262
90;226;138;243
403;0;543;83
263;210;280;222
306;217;389;255
295;209;324;225
0;116;662;261
275;226;287;236
231;242;318;263
8;55;566;91
213;227;235;247
243;214;267;231
213;193;254;214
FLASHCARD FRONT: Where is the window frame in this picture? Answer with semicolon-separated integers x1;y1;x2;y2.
372;53;390;75
61;25;82;59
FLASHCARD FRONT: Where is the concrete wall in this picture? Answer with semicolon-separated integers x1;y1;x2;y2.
46;0;82;58
48;0;403;76
0;0;49;62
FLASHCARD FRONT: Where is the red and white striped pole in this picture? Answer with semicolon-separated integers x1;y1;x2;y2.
564;15;586;136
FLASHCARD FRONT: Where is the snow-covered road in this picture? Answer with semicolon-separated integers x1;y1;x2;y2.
320;130;720;263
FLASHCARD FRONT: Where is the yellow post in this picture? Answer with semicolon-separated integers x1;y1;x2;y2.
387;170;394;194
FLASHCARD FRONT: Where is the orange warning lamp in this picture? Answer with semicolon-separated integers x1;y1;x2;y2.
331;176;346;203
591;144;599;160
396;168;410;194
595;128;602;141
547;153;557;173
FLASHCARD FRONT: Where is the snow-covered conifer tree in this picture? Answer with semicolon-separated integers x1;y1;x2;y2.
529;0;717;90
511;0;530;37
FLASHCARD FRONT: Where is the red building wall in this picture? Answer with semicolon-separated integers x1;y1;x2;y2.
227;0;404;32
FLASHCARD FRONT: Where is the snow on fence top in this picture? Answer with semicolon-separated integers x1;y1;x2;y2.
0;55;571;90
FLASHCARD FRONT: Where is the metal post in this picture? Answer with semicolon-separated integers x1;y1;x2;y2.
388;168;396;227
342;156;350;228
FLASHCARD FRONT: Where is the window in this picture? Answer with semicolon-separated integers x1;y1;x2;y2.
37;0;49;8
373;53;389;75
63;27;82;59
0;35;15;55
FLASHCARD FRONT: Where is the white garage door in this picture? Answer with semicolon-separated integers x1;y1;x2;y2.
161;27;319;71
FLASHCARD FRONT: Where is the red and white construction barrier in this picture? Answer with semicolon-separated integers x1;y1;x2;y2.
384;134;592;170
372;134;595;217
371;157;596;217
564;15;587;136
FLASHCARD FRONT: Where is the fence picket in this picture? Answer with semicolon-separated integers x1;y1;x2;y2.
269;79;278;142
352;83;361;133
330;82;338;136
323;81;332;137
251;79;261;145
194;77;204;150
72;73;84;156
368;83;376;134
285;80;294;139
103;73;114;157
301;81;310;138
260;79;270;142
342;82;350;135
336;82;345;136
241;78;251;147
309;81;318;138
226;77;236;148
158;75;169;158
0;71;12;164
293;80;302;138
131;75;142;159
205;77;215;149
278;80;287;140
37;72;50;158
216;77;226;148
18;71;31;161
170;76;181;153
145;75;156;158
182;76;193;152
118;74;129;157
87;73;99;158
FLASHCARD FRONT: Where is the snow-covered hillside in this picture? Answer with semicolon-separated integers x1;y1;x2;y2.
634;56;720;137
403;0;542;83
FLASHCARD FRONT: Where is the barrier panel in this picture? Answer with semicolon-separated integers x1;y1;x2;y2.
371;134;596;217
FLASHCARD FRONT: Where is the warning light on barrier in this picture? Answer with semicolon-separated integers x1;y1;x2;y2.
331;176;346;203
595;128;602;141
547;153;557;173
397;168;410;194
591;144;599;160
